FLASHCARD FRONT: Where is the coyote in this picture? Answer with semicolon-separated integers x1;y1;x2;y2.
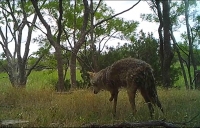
88;57;163;117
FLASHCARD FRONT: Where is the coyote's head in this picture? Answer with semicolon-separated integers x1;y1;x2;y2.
88;72;102;94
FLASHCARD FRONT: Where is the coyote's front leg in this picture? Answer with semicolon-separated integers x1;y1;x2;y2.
109;88;118;101
109;93;114;101
109;90;119;117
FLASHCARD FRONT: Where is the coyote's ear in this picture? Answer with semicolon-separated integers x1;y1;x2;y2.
88;72;95;78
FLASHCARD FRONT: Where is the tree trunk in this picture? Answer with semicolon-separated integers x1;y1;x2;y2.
70;0;90;88
9;76;27;88
55;0;65;92
7;60;27;87
31;0;66;91
162;0;173;88
184;0;197;89
70;50;77;88
55;44;65;91
176;45;189;89
155;0;164;84
90;0;98;72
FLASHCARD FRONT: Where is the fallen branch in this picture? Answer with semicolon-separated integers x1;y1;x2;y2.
82;120;179;128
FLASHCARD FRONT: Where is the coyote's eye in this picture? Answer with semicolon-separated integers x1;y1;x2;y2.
91;81;97;86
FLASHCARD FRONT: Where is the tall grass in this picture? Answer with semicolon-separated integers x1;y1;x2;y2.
0;87;200;127
0;70;200;127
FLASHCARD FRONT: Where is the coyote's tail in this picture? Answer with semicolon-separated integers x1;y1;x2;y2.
144;69;164;113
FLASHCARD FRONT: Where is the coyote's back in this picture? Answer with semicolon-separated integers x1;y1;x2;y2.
107;58;153;87
88;57;163;117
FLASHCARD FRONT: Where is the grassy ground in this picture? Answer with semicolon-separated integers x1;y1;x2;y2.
0;87;200;127
0;70;200;127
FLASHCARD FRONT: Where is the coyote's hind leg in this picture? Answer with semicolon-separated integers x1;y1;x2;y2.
140;88;154;118
127;85;138;115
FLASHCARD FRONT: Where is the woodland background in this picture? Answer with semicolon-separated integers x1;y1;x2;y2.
0;0;200;127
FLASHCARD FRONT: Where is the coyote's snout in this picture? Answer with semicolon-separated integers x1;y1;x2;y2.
88;58;163;117
93;87;99;94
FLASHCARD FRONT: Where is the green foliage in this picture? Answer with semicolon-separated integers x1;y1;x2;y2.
0;0;35;25
170;61;182;87
0;59;7;73
94;2;114;22
140;13;159;23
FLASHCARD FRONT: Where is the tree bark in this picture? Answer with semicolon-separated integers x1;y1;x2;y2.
55;0;65;91
70;50;78;88
155;0;164;80
54;45;65;91
162;0;173;88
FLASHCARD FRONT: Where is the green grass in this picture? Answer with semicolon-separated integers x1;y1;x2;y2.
0;88;200;127
0;70;200;127
0;69;83;90
173;63;200;89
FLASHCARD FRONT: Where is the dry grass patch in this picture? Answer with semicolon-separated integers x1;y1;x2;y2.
0;88;200;127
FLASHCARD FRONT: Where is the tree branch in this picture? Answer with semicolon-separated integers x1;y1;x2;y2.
57;0;63;45
99;31;118;53
93;0;102;14
93;0;141;28
83;0;141;36
0;27;12;59
23;13;38;63
63;28;73;49
31;0;56;47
